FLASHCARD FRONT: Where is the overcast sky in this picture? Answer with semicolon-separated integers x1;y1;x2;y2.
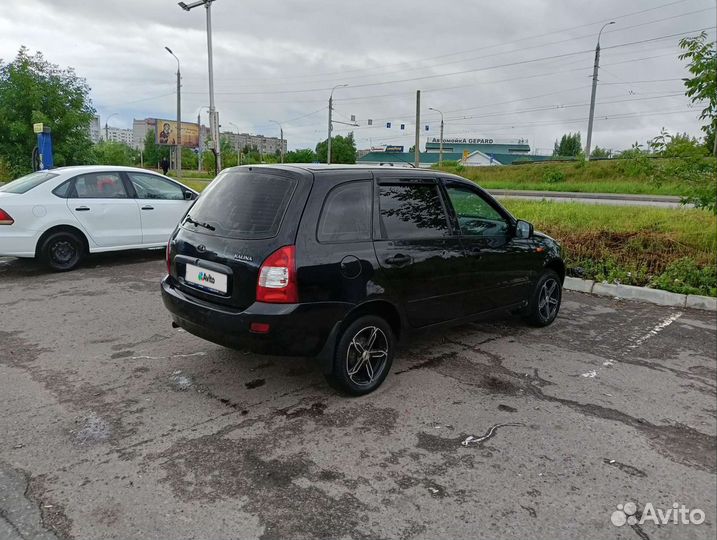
1;0;715;153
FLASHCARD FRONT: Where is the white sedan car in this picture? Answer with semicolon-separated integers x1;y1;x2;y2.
0;165;198;271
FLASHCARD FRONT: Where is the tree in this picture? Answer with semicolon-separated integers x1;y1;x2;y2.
285;148;316;163
143;129;168;168
649;128;715;213
0;47;95;176
315;133;356;163
552;132;582;157
591;146;611;158
679;31;716;155
92;141;138;166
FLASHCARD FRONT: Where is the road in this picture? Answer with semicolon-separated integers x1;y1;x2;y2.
488;189;685;208
1;252;715;540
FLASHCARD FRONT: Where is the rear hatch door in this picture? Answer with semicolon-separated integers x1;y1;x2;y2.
170;167;312;310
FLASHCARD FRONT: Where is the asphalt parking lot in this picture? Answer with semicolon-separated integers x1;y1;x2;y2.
1;252;715;540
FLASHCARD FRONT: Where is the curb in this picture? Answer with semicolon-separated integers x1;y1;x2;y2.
563;277;716;312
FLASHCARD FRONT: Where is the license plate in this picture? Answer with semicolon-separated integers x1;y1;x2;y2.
184;263;228;294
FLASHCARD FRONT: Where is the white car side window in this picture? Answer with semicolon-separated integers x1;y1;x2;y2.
129;174;184;200
73;173;127;199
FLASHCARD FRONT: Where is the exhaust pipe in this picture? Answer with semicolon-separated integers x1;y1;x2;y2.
171;321;179;328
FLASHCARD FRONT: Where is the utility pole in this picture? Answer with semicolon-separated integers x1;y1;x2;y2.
414;90;421;168
429;107;444;166
327;84;348;164
585;21;614;160
179;0;221;174
166;47;182;179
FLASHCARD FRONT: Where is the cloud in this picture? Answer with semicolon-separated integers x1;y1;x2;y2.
0;0;712;151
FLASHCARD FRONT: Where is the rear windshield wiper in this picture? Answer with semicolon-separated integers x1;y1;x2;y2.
184;214;216;231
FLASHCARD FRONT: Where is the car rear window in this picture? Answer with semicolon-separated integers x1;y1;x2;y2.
0;171;58;194
184;170;297;239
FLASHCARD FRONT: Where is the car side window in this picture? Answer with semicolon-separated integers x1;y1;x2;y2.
445;185;509;237
378;183;449;239
318;181;372;243
127;173;184;200
72;173;128;199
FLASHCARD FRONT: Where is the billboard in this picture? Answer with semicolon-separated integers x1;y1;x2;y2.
154;119;200;148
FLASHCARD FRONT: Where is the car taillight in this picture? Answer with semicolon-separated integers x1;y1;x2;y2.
0;209;13;225
256;245;298;303
166;240;172;275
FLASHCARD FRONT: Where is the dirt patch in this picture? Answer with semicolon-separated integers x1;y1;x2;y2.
245;378;266;390
149;429;372;539
26;475;74;540
277;401;327;419
395;352;457;374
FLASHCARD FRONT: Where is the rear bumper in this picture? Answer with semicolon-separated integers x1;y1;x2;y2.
0;229;39;258
161;276;350;357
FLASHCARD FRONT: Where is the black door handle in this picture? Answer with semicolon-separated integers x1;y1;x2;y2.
385;254;412;266
141;206;154;210
75;206;90;211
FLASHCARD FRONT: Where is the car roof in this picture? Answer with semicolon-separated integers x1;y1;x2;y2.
46;165;168;175
223;164;472;184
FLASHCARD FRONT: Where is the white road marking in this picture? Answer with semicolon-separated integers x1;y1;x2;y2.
130;351;207;360
582;311;684;382
627;312;683;350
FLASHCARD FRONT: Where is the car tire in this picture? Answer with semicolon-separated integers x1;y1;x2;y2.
40;231;84;272
325;315;395;396
525;269;562;327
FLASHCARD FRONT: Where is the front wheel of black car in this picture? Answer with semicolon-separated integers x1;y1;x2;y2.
326;315;395;396
525;269;562;327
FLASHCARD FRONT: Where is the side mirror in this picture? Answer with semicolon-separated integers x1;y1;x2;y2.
184;190;195;200
515;219;533;239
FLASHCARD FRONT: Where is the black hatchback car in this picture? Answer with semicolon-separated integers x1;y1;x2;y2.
162;165;564;395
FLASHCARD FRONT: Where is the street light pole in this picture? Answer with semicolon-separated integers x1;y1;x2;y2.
585;21;614;161
165;47;182;179
327;84;348;164
105;112;118;142
270;120;284;163
179;0;221;174
429;107;444;167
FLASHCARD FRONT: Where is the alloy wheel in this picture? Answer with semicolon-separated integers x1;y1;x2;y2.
345;326;389;387
538;278;560;321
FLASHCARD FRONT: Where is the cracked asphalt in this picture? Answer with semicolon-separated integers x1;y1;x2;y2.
0;252;715;540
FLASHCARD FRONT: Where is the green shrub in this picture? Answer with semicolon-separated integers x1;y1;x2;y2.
0;157;11;182
542;168;566;183
651;257;717;296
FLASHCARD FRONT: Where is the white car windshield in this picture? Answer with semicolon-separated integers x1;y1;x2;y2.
0;171;58;194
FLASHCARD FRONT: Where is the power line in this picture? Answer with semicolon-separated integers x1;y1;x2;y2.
182;26;714;96
208;6;715;90
211;0;698;84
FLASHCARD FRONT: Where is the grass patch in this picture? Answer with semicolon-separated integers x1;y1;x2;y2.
179;178;212;192
504;200;717;296
437;159;689;196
